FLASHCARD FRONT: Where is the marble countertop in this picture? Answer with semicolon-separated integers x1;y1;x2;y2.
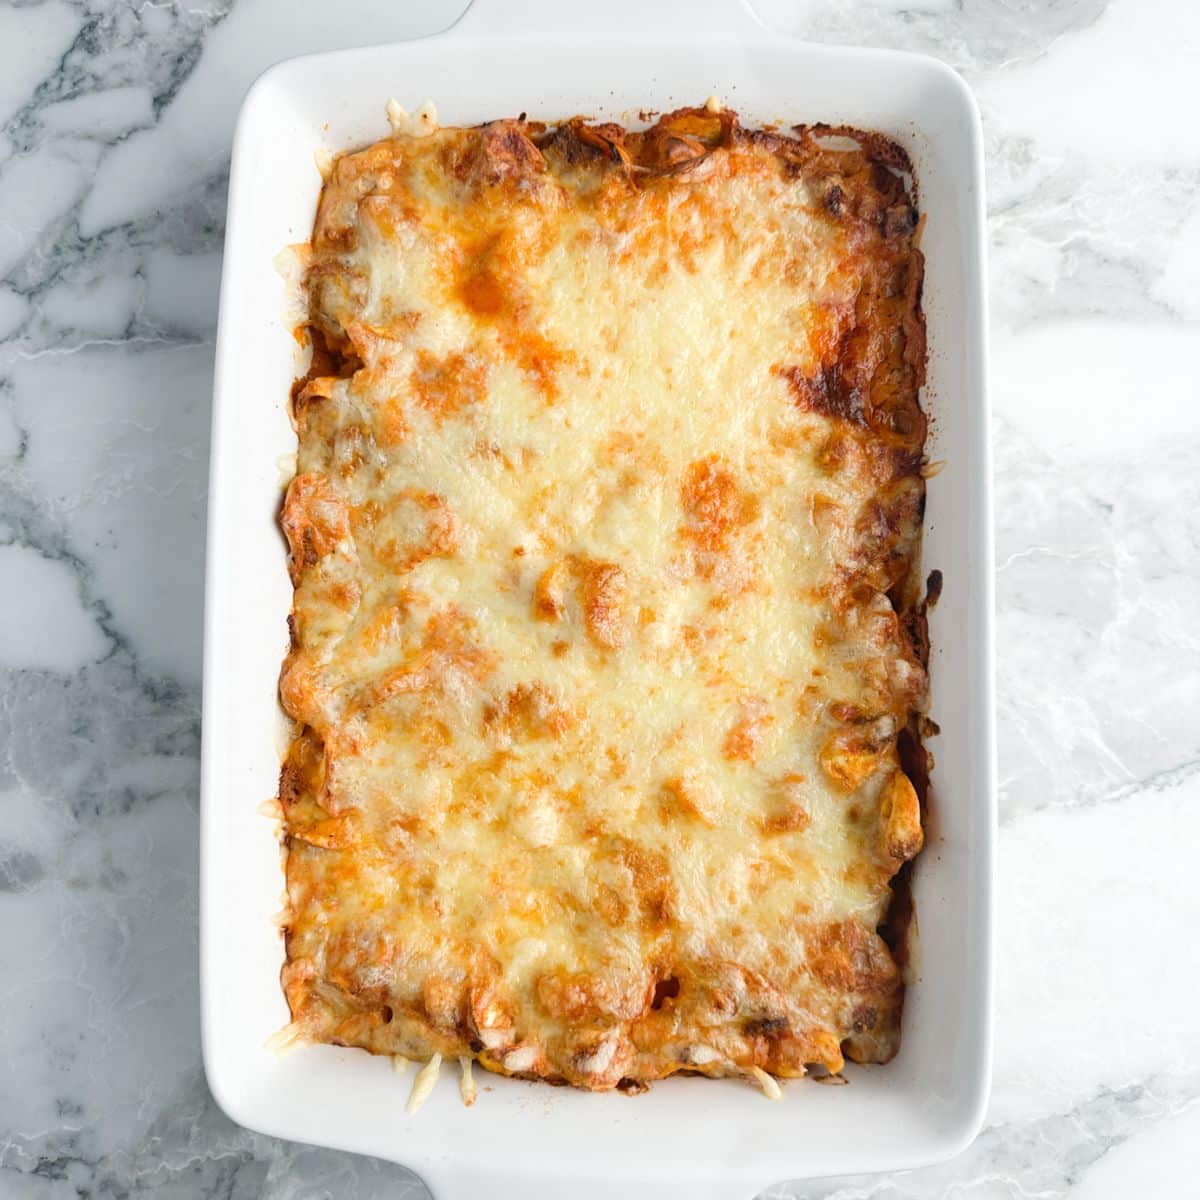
2;1;1198;1196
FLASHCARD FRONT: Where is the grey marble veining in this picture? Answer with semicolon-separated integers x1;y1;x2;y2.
2;1;1198;1197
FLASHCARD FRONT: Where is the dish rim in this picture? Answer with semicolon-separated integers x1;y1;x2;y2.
201;19;994;1197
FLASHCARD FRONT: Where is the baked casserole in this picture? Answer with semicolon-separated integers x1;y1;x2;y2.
276;103;930;1098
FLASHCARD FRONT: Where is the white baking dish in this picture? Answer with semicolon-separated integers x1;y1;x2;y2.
201;2;994;1195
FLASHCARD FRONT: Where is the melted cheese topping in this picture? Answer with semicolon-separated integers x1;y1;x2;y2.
279;108;929;1092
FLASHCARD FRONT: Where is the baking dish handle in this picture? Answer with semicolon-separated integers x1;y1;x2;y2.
448;0;766;38
416;1162;740;1200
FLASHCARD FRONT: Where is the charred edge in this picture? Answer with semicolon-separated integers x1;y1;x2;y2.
883;716;932;974
902;562;937;679
278;758;302;808
925;568;943;609
538;106;741;177
796;122;913;176
898;724;931;805
880;858;916;968
744;1015;791;1039
651;976;681;1009
884;474;937;988
775;362;867;426
850;1004;879;1034
882;202;919;239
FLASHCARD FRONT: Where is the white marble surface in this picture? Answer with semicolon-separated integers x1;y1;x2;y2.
1;0;1198;1196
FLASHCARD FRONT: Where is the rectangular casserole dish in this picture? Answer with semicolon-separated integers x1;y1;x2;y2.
201;2;994;1195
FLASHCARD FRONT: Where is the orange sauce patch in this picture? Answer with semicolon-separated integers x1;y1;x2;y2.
680;456;756;555
410;348;488;424
723;698;775;763
579;561;628;649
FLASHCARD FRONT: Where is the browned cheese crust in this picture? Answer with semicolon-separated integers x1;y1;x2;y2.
277;106;929;1092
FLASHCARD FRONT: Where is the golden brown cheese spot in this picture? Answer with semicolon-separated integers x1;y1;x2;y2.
813;429;863;476
758;774;812;836
661;772;719;827
277;653;329;731
533;556;632;645
808;920;899;996
483;681;574;742
678;457;761;598
878;769;923;861
278;730;325;809
615;840;675;927
288;810;360;850
322;579;360;615
325;927;400;1004
280;957;318;1018
568;1030;637;1089
281;474;350;582
533;559;569;621
819;726;888;793
535;968;650;1024
802;297;856;365
761;804;812;837
410;348;488;423
410;711;453;752
593;882;630;925
370;607;496;705
723;698;774;763
365;490;459;573
357;596;412;656
579;560;628;649
828;700;870;724
680;456;751;554
422;973;466;1032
